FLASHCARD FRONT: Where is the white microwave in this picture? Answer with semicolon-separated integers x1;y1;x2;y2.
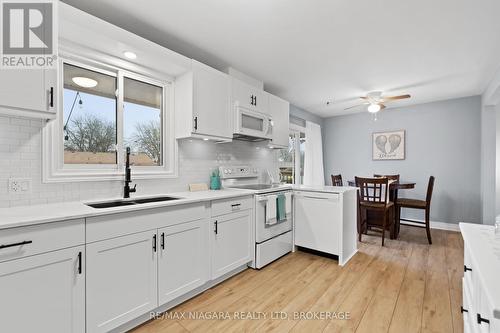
234;105;273;141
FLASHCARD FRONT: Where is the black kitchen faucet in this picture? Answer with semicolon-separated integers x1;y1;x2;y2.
124;147;137;198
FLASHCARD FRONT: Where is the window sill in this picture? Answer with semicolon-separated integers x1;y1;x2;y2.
43;168;178;183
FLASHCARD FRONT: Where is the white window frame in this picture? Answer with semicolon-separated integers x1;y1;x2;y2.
289;123;306;185
42;53;177;183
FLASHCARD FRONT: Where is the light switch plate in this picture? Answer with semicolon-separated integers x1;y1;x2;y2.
8;178;32;194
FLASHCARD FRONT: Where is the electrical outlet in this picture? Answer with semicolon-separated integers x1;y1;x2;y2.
8;178;31;194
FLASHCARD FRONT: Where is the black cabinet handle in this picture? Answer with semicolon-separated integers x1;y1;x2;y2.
460;306;468;313
231;203;241;207
77;251;82;274
464;265;472;272
194;116;198;131
153;234;157;252
161;232;165;250
214;220;218;234
477;313;490;325
49;87;54;107
250;95;254;106
254;95;257;106
0;240;32;250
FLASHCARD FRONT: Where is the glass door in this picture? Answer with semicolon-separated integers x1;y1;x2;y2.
277;128;305;185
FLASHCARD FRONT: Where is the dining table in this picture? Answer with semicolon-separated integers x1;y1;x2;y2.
347;180;416;239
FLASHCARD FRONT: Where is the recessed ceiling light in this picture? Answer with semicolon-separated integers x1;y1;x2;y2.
123;51;137;59
72;76;98;88
203;138;209;141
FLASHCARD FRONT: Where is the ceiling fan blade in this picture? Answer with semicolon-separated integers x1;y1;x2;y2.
344;102;368;110
382;94;411;101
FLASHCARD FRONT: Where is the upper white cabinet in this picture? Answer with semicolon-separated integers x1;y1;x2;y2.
158;219;209;305
0;245;84;333
231;77;269;115
175;59;232;140
86;230;158;333
0;67;57;119
268;94;290;148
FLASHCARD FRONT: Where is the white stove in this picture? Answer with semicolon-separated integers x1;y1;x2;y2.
219;166;293;269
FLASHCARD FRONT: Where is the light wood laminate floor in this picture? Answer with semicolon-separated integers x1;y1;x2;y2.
131;226;463;333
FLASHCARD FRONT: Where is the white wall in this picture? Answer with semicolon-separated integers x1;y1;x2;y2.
480;104;496;224
481;65;500;225
322;96;482;225
0;115;276;208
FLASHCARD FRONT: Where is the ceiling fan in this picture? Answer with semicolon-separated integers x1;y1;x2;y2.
344;91;411;113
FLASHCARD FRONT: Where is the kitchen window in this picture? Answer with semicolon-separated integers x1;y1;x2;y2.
42;57;176;182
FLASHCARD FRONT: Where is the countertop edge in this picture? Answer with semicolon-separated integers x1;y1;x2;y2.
0;190;255;230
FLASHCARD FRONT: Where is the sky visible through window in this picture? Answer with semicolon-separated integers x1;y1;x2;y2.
63;89;160;141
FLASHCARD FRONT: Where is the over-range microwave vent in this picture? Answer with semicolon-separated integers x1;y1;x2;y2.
232;134;269;142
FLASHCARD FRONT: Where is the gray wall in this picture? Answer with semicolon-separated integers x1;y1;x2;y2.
322;96;482;224
290;104;324;126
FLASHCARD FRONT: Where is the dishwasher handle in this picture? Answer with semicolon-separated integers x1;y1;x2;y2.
295;192;339;201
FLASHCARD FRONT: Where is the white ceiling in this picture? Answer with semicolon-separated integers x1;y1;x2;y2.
62;0;500;118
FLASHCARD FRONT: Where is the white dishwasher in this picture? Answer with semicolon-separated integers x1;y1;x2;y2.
294;190;357;266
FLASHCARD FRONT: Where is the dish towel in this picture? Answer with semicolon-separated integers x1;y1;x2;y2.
277;194;286;222
266;195;277;225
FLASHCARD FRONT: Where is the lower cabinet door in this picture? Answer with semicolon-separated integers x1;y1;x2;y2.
0;246;85;333
212;210;252;279
158;219;209;305
86;230;158;333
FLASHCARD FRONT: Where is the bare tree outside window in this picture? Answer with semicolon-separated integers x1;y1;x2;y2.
64;114;116;153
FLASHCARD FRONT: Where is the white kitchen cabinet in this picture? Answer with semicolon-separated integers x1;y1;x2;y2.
460;223;500;333
211;210;252;279
175;59;232;140
0;246;85;333
231;77;268;115
268;93;290;148
86;230;158;333
158;219;209;305
0;66;57;119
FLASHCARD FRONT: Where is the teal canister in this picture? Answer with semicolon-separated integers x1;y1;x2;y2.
210;169;221;190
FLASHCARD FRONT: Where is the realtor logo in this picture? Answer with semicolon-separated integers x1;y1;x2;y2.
1;0;57;68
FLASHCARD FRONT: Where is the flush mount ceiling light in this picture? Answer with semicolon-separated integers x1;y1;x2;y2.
123;51;137;59
72;76;98;88
367;103;381;113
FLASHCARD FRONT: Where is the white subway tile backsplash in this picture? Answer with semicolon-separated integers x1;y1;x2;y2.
0;116;278;208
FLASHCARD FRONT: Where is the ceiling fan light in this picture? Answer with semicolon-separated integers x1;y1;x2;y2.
72;76;98;88
367;104;381;113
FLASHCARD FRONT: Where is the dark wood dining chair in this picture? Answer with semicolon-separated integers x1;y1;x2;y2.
374;174;400;181
355;176;394;246
396;176;435;244
331;174;343;186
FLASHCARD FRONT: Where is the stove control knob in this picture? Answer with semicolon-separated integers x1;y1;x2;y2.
224;169;228;174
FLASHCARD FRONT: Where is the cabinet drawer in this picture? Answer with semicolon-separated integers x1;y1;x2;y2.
86;203;208;243
464;245;475;298
0;219;85;263
211;196;253;217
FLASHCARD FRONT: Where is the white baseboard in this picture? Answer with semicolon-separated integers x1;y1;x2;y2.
400;218;460;232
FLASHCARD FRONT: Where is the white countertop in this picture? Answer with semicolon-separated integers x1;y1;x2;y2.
460;222;500;319
0;189;254;230
293;185;357;194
